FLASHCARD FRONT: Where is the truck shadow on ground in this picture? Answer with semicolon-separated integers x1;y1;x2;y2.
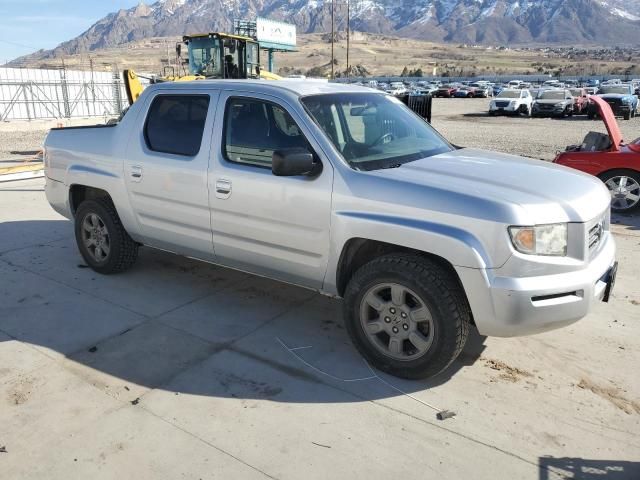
611;212;640;232
0;219;486;407
539;457;640;480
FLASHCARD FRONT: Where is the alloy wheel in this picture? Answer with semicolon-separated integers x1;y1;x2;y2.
359;283;435;361
81;213;111;262
605;176;640;211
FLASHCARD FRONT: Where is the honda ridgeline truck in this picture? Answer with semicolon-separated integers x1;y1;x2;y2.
44;81;617;379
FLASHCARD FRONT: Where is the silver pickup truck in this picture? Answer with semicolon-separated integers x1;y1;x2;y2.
44;80;617;379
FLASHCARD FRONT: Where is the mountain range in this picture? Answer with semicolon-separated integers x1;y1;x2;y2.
12;0;640;63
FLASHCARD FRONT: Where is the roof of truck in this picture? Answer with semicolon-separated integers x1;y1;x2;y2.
145;79;378;97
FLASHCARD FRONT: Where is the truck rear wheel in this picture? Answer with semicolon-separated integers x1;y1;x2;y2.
343;254;470;379
75;198;138;274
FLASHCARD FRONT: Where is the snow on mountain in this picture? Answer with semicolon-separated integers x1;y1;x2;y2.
11;0;640;63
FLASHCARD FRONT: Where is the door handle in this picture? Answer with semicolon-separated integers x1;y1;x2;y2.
215;179;232;199
130;165;142;182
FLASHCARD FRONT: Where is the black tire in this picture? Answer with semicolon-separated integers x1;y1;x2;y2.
588;112;595;120
623;111;631;121
75;198;139;274
343;254;471;380
488;110;495;116
598;169;640;212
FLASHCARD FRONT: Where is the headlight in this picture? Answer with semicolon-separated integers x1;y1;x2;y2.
508;223;568;256
621;98;630;104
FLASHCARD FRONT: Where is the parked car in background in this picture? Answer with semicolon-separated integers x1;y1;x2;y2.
470;83;491;97
532;89;574;117
543;80;562;89
590;84;638;120
388;85;409;96
435;85;457;97
489;89;533;116
586;79;600;88
453;87;475;98
569;88;589;114
44;80;617;380
555;96;640;212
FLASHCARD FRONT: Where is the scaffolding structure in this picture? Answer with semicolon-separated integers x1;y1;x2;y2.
0;67;130;121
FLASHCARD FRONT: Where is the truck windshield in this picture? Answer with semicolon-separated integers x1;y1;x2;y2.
538;90;566;99
301;93;452;171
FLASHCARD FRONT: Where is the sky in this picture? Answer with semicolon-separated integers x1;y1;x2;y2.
0;0;142;63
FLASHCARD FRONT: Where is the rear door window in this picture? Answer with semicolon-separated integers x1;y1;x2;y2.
145;95;210;157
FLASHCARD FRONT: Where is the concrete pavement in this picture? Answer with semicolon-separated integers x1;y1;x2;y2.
1;178;639;479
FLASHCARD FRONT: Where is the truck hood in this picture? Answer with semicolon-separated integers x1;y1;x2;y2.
534;99;570;105
366;148;609;224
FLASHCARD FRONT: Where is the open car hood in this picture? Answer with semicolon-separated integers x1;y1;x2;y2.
590;96;623;151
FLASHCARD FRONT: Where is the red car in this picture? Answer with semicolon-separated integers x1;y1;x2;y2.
554;96;640;212
569;88;589;114
435;85;457;98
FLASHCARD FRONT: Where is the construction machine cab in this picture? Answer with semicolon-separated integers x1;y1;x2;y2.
184;33;260;79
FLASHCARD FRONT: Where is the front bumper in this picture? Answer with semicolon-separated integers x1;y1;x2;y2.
490;104;519;113
532;104;568;116
456;232;616;337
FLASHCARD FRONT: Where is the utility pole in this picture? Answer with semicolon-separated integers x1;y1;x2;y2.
346;0;350;78
331;0;335;79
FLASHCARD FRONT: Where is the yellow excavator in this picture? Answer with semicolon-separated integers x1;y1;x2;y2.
124;32;282;104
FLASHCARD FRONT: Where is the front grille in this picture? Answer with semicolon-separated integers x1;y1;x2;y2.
588;218;605;253
538;103;555;110
605;98;622;107
495;101;510;107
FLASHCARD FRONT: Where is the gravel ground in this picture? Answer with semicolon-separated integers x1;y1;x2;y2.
0;118;110;163
432;98;640;161
1;98;638;162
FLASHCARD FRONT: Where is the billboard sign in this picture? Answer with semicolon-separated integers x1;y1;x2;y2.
256;17;296;49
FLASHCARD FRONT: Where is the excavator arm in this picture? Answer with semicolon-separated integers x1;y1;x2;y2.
123;70;145;105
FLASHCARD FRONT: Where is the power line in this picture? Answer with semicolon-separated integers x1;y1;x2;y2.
0;38;40;51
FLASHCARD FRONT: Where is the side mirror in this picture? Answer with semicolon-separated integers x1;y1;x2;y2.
272;148;319;177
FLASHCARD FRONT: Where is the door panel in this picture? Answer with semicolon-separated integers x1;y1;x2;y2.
125;90;219;259
209;92;334;288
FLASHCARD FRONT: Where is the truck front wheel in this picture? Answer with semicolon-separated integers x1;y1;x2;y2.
343;254;471;379
75;198;138;274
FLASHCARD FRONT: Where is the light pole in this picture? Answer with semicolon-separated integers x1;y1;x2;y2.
346;0;350;78
331;0;335;79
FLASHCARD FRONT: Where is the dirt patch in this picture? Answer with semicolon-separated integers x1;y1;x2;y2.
484;358;533;383
7;376;35;405
217;371;283;399
577;378;640;415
